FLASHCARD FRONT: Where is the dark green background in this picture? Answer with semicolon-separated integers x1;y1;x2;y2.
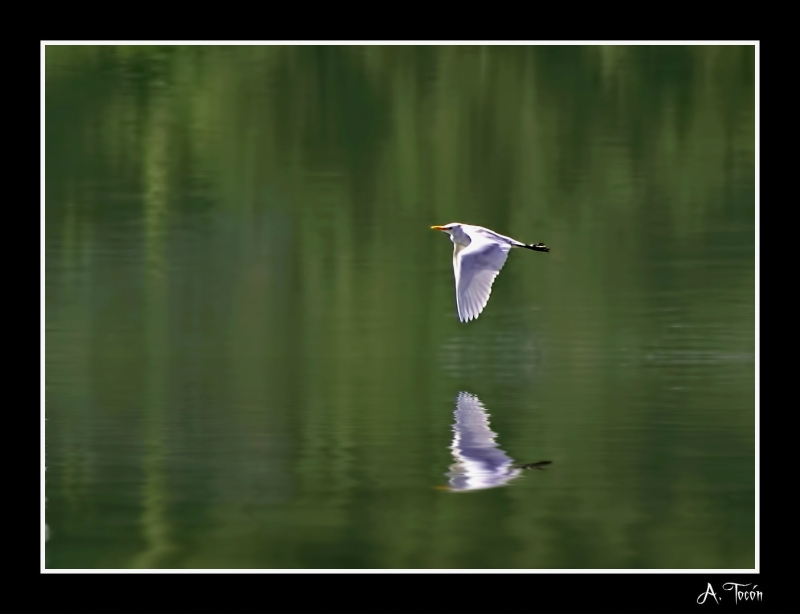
45;45;755;568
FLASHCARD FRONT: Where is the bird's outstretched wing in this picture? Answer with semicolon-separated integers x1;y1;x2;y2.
455;239;511;322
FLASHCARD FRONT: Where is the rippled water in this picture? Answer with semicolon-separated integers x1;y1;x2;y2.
45;45;755;569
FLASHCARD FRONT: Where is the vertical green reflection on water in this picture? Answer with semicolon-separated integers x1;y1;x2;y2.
45;45;755;569
133;81;173;568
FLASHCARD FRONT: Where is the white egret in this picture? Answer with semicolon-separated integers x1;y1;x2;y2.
431;223;549;322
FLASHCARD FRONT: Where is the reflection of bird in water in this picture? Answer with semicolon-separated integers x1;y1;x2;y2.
441;392;550;492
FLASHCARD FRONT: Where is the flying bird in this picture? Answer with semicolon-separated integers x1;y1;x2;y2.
431;223;549;322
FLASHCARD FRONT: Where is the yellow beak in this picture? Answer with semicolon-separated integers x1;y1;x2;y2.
431;225;447;231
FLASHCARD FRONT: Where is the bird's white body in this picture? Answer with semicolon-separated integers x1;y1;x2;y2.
431;223;549;322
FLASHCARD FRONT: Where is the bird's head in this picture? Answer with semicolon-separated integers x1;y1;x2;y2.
431;223;468;244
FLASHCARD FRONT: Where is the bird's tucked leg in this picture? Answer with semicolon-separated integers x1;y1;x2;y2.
522;243;550;253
